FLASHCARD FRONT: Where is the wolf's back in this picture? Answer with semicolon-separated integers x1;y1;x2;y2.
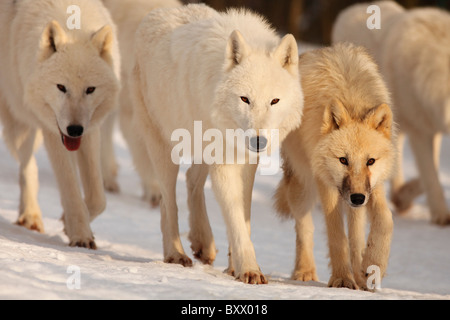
136;4;217;42
332;1;405;62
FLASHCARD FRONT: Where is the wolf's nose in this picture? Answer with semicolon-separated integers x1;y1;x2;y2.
350;194;366;206
249;136;268;152
67;125;84;138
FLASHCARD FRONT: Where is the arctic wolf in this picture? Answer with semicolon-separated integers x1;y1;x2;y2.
102;0;181;206
275;44;395;290
0;0;120;248
131;4;303;284
333;3;450;225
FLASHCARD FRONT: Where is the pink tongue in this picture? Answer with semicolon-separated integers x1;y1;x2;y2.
62;135;82;151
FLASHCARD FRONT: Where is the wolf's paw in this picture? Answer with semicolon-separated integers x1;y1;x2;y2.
431;213;450;226
104;179;120;194
191;242;216;265
16;213;44;233
328;275;359;290
359;283;376;292
391;178;423;213
142;185;161;208
165;253;193;267
224;267;235;277
86;198;106;223
354;272;371;291
69;238;97;250
149;194;162;208
237;269;268;285
62;214;96;249
292;269;319;282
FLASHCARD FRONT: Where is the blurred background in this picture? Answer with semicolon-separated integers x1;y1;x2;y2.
182;0;449;45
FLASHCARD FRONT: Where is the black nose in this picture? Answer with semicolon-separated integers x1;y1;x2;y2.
350;194;366;206
249;136;268;152
66;125;84;138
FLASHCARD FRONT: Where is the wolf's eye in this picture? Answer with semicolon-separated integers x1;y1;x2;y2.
86;87;96;95
241;96;250;104
271;99;280;106
339;157;349;166
367;158;376;166
57;84;67;93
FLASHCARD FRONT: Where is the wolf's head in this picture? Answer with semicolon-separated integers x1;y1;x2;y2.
313;101;395;208
213;30;304;155
25;20;120;151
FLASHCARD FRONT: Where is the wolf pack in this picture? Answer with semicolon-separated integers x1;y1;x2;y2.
0;0;449;291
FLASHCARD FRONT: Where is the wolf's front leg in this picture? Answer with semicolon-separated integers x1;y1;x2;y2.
317;180;358;289
285;174;318;282
363;185;393;289
0;104;44;232
77;128;106;222
101;111;120;193
210;164;267;284
187;164;216;265
42;130;95;249
347;206;367;289
225;163;259;277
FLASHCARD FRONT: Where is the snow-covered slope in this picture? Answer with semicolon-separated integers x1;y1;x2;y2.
1;127;449;300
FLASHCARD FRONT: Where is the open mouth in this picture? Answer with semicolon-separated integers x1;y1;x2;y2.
59;128;82;152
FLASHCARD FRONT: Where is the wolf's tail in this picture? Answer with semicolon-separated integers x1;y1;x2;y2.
273;164;293;219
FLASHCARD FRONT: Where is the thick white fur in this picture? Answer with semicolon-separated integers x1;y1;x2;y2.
275;44;395;290
102;0;181;202
131;4;303;284
333;2;450;225
0;0;120;247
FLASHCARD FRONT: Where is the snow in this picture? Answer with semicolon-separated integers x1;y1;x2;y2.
1;127;449;301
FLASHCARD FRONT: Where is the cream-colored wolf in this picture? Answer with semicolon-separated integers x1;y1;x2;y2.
333;2;450;225
275;44;395;290
0;0;120;248
131;4;303;284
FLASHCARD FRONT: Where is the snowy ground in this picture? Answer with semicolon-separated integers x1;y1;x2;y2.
1;126;449;301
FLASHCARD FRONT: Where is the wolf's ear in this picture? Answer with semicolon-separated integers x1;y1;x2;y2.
39;21;67;61
273;34;299;76
91;25;114;63
365;103;393;139
225;30;251;71
322;99;350;134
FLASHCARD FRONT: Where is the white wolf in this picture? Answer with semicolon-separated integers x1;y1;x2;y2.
102;0;181;206
131;4;303;284
333;2;450;225
0;0;120;248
